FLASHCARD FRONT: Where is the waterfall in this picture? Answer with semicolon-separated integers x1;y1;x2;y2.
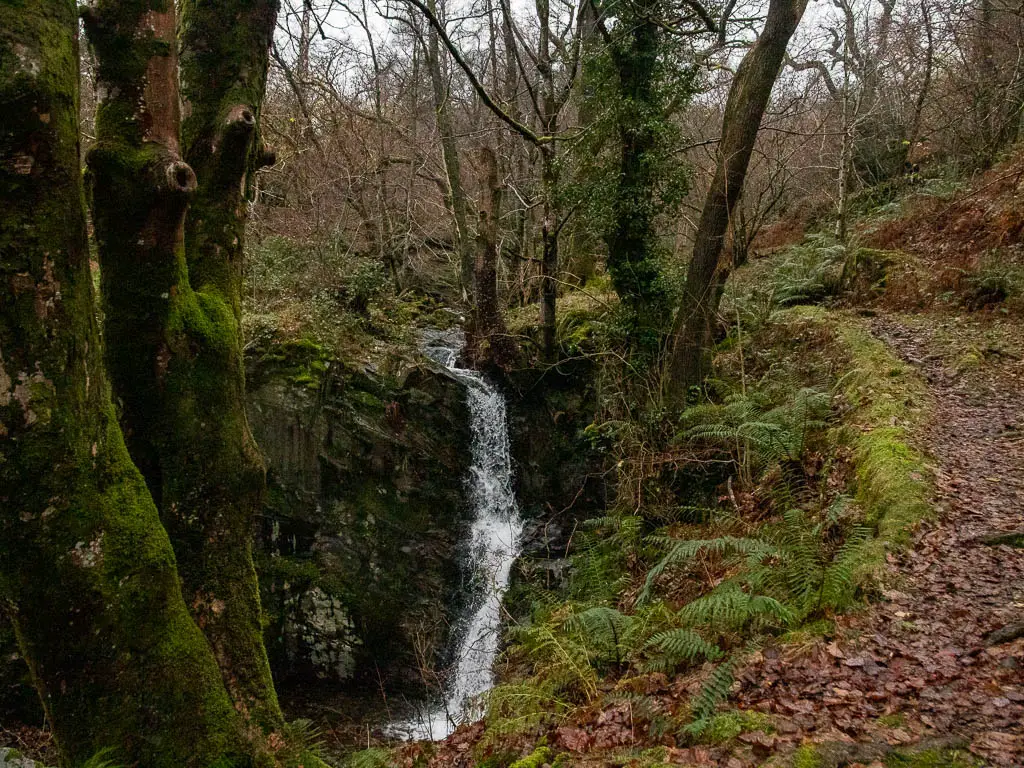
391;330;523;740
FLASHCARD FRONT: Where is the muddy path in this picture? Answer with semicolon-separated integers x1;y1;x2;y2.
731;314;1024;766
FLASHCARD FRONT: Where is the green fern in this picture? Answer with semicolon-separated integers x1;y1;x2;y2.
680;387;831;484
484;680;573;737
639;536;778;604
563;605;636;667
643;506;871;631
569;513;644;602
683;657;739;737
344;747;393;768
745;506;871;619
79;751;123;768
284;718;325;756
771;234;848;306
678;582;794;633
509;614;599;701
643;628;723;671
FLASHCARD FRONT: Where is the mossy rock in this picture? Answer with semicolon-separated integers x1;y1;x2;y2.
247;343;473;689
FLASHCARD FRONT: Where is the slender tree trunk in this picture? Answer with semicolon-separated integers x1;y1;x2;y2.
667;0;809;399
976;0;1000;159
540;148;559;359
905;0;934;163
837;27;854;244
537;0;559;359
86;0;284;735
425;0;474;301
470;147;515;366
0;2;245;765
359;0;400;289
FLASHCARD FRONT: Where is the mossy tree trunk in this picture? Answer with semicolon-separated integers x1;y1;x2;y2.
469;146;515;367
85;0;283;735
178;0;283;730
425;0;475;302
0;2;248;765
667;0;808;399
606;13;671;338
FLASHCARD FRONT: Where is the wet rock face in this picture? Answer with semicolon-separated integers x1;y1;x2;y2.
507;360;606;533
246;343;472;689
505;358;607;597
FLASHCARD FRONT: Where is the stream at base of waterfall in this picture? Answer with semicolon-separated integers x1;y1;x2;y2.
387;330;523;741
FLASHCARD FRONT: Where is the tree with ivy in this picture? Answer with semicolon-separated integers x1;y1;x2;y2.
590;0;697;345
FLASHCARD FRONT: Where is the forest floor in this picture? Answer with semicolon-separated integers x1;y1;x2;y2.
719;312;1024;767
408;309;1024;768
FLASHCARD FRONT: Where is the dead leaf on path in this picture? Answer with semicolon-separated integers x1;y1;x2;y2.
556;726;593;752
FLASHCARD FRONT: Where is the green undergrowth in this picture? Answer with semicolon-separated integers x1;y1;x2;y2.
470;262;933;765
883;748;981;768
790;743;980;768
702;710;774;743
243;234;458;364
342;747;392;768
785;306;933;567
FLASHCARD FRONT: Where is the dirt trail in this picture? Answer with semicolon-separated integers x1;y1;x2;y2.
733;315;1024;766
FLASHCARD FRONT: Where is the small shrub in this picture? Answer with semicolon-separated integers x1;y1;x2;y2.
702;709;774;743
770;235;892;307
771;235;847;306
343;747;392;768
791;745;824;768
959;255;1024;309
509;746;555;768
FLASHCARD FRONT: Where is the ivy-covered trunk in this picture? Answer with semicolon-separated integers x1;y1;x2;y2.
606;14;671;339
0;2;246;765
85;0;283;734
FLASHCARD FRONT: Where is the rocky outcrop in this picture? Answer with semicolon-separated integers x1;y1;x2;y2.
246;340;472;690
505;358;607;597
0;748;47;768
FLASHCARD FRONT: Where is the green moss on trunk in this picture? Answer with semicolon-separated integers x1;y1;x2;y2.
84;0;283;739
177;0;285;731
0;3;246;765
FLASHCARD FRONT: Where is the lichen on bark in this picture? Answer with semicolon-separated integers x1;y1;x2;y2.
0;2;247;765
84;0;286;740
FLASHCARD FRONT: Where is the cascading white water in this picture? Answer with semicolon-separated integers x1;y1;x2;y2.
390;331;523;741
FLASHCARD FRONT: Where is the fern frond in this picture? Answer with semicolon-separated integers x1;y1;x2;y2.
819;524;871;611
563;605;635;665
683;657;738;736
485;681;573;737
344;748;393;768
640;536;777;604
678;582;793;632
643;628;723;671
